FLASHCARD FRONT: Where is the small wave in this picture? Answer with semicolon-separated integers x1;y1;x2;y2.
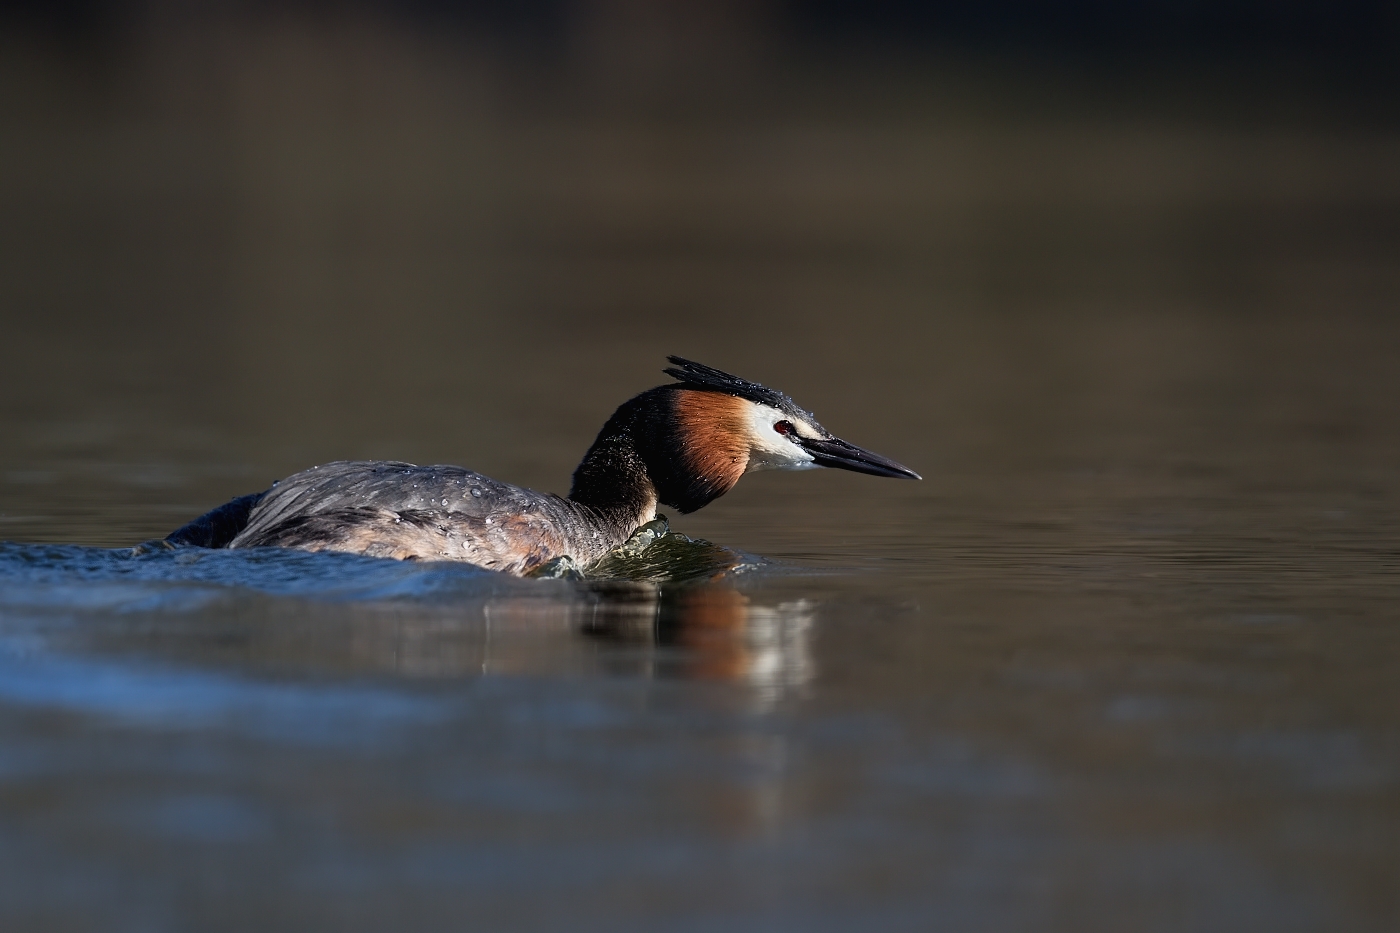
0;524;768;616
530;517;765;583
0;540;514;604
0;643;447;741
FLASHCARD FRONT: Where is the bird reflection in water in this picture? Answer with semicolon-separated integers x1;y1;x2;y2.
577;582;812;836
578;583;815;700
461;581;815;703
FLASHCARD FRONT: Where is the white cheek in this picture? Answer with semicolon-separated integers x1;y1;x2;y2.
744;405;818;473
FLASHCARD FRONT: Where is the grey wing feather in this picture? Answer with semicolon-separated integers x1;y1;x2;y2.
231;461;530;545
227;461;599;572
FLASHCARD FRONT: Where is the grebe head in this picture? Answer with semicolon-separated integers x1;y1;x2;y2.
570;357;920;518
647;357;920;512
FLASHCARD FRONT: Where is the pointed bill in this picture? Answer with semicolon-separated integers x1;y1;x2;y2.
796;436;921;480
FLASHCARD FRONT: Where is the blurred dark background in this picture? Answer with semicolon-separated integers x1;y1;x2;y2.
1;0;1397;545
4;0;1399;57
4;1;1399;76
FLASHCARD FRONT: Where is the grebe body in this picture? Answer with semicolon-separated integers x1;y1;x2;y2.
166;358;919;575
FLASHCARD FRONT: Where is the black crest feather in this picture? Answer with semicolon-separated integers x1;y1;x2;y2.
663;356;818;425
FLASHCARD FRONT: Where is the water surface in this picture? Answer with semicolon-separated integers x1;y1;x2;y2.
1;23;1398;932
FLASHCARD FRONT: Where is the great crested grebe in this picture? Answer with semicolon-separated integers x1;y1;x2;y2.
165;357;920;575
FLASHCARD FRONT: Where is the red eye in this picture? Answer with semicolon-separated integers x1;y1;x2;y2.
773;420;794;435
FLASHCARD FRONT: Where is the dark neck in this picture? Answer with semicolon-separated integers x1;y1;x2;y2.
570;386;742;519
567;390;664;530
